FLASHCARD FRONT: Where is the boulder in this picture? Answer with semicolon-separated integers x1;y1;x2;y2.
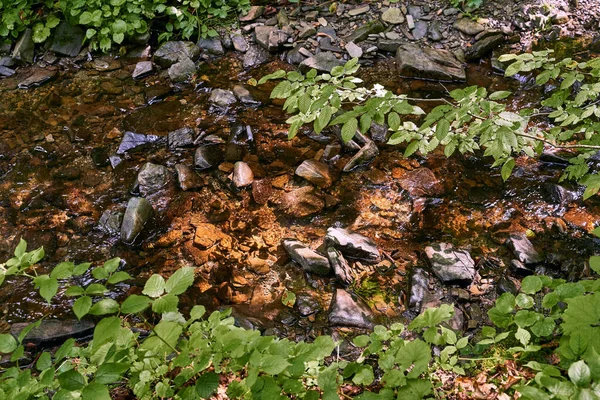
507;234;542;265
282;239;331;275
49;22;84;57
11;320;95;346
543;183;579;205
396;44;466;82
465;34;504;61
299;51;344;73
424;243;476;286
168;57;196;82
153;41;200;68
328;289;373;329
326;247;353;286
137;163;170;195
121;197;154;243
295;159;332;188
280;186;324;217
198;37;224;55
117;131;162;154
325;227;380;263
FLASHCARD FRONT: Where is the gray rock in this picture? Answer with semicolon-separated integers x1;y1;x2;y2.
18;69;57;89
239;5;264;22
407;15;415;30
552;12;569;24
233;85;259;105
295;159;332;188
443;8;459;16
254;26;275;50
328;289;373;329
232;161;254;187
137;163;171;195
348;5;370;16
132;61;153;79
299;26;317;39
343;141;379;171
49;22;84;57
429;22;443;41
325;227;380;263
465;34;504;61
408;268;430;311
286;46;307;64
175;164;203;191
12;28;34;63
121;197;154;243
507;234;542;265
345;41;363;58
0;56;15;67
543;183;578;205
424;243;476;286
209;88;237;107
198;37;224;55
370;122;389;143
510;259;534;275
0;65;15;76
97;210;123;235
168;127;194;149
11;320;95;346
295;294;320;317
283;239;331;275
299;51;343;73
326;247;353;286
381;8;405;24
195;145;222;170
280;186;324;217
243;44;270;68
407;5;422;19
497;276;518;295
347;20;385;43
396;43;466;82
168;57;196;82
117;131;162;154
453;18;485;35
231;34;248;52
378;40;403;53
153;41;200;68
412;20;429;40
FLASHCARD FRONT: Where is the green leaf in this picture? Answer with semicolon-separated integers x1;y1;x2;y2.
79;11;93;24
92;317;121;353
590;256;600;275
531;317;555;337
489;91;512;100
261;355;290;375
341;118;358;143
152;294;179;313
258;70;286;85
58;370;86;391
73;262;92;276
14;238;27;258
94;363;129;384
0;333;17;353
196;372;219;399
353;335;370;347
165;267;195;295
103;258;121;273
505;60;524;77
92;267;109;280
36;351;52;371
65;286;85;297
352;365;374;386
388;112;401;131
435;119;450;141
107;271;132;284
396;339;430;378
73;296;93;320
281;291;296;307
569;360;591;387
120;294;151;314
82;382;111;400
501;158;515;182
515;327;531;346
38;276;59;303
143;274;166;298
315;106;332;134
516;293;535;309
271;81;292;99
89;299;120;315
85;283;108;295
51;262;74;279
404;141;420;157
190;305;206;322
522;276;543;294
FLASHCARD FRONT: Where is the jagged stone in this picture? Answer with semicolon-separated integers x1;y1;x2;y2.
120;197;154;243
325;227;380;263
396;43;466;82
283;239;331;275
295;159;332;188
424;243;476;286
328;289;373;329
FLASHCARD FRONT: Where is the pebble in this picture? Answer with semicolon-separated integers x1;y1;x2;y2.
348;5;370;16
406;15;415;30
345;41;363;58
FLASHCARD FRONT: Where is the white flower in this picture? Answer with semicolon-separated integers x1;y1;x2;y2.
372;83;387;97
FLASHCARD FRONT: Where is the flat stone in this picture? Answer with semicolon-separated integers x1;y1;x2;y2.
168;127;194;149
11;320;95;346
347;20;385;43
280;186;324;217
299;51;344;72
198;37;224;55
209;88;237;107
137;162;171;195
345;41;363;58
299;26;317;39
406;15;415;30
117;131;162;154
464;34;504;61
0;65;15;76
283;239;331;275
240;5;264;22
378;40;404;52
132;61;153;79
382;8;405;24
49;22;84;57
296;159;333;188
255;26;275;50
398;167;444;197
453;18;485;35
407;5;422;19
168;57;196;82
326;247;353;286
121;197;154;243
325;227;380;263
424;243;476;286
12;28;34;63
507;234;542;265
328;289;373;329
348;5;370;16
243;44;270;68
396;43;466;82
18;69;57;89
412;21;429;40
153;41;200;68
175;164;203;191
232;161;254;187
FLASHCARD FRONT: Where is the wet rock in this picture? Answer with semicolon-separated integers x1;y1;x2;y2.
295;159;332;188
194;223;230;249
347;20;385;43
280;186;324;217
132;61;153;79
243;44;270;68
408;267;430;311
175;164;203;191
326;247;353;286
325;227;380;263
540;150;570;166
345;41;363;58
49;22;84;57
497;276;518;295
12;28;34;63
0;65;15;76
398;167;444;197
117;131;162;154
239;5;264;22
544;183;579;205
382;8;405;24
91;147;110;167
286;46;307;64
343;141;379;171
168;127;194;149
98;210;123;235
11;320;95;346
195;145;222;170
296;294;320;317
510;259;533;276
198;37;224;55
378;40;403;53
120;197;154;243
231;34;248;52
323;144;341;161
300;51;344;73
232;161;254;187
453;18;485;35
137;162;170;195
109;155;122;169
209;88;237;107
396;44;466;82
507;234;542;265
370;122;389;143
465;34;504;61
233;85;259;105
424;243;476;286
429;22;443;41
18;69;57;89
168;57;196;82
252;179;273;204
153;41;200;68
328;289;374;329
283;239;331;275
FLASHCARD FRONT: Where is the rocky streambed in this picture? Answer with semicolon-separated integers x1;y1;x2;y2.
1;1;600;349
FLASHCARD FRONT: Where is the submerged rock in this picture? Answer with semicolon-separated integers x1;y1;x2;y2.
11;320;95;346
97;210;123;235
424;243;476;286
209;89;237;107
175;164;203;191
137;163;170;195
398;167;444;197
295;159;332;188
343;141;379;171
465;34;504;61
168;57;196;82
18;69;57;89
117;131;162;154
243;44;270;68
299;51;344;73
507;234;542;265
121;197;154;243
195;145;222;170
325;227;380;263
328;289;374;329
168;127;194;149
396;44;466;82
282;239;331;275
280;186;324;217
326;247;353;286
232;161;254;187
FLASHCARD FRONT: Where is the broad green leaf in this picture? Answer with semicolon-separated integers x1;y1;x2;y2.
58;369;86;391
73;262;92;276
196;372;219;398
590;256;600;275
501;158;515;182
37;276;59;303
92;317;121;353
92;267;109;280
0;333;17;353
281;291;296;307
65;286;85;297
103;258;121;273
89;299;120;315
404;141;420;157
51;262;74;279
152;293;179;313
515;327;531;346
489;91;512;100
73;296;93;320
271;81;292;99
396;339;430;378
165;267;195;295
396;379;433;400
315;106;332;134
435;119;450;141
505;60;524;77
82;382;111;400
94;363;129;384
107;271;132;284
261;355;290;375
521;276;543;294
120;294;151;314
85;283;108;295
341;118;358;143
388;112;401;131
531;317;555;337
143;274;166;298
190;305;206;322
352;365;374;386
516;293;535;309
36;351;52;371
569;360;591;387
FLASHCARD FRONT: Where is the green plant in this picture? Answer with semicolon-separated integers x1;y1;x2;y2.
449;0;484;12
